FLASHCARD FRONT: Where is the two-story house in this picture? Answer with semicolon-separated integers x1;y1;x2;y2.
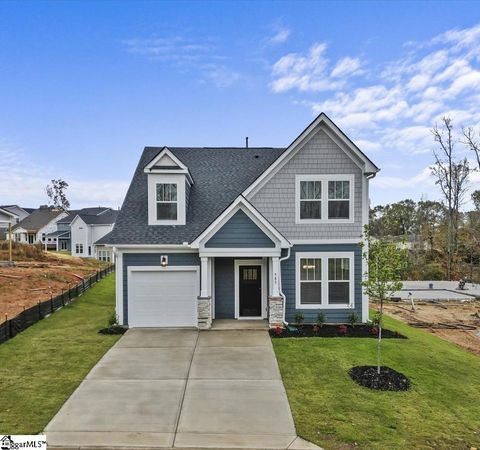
45;207;117;259
0;205;33;239
97;113;379;328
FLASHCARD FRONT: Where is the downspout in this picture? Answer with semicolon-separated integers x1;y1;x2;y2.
278;246;291;325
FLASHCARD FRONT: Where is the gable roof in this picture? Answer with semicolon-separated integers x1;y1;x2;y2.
0;207;18;218
57;207;112;224
97;147;284;246
12;208;65;232
97;113;379;247
243;112;379;198
78;209;119;225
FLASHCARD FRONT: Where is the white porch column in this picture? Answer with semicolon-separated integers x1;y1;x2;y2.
200;257;209;298
271;256;280;297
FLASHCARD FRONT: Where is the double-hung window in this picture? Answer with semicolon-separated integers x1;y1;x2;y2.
75;243;83;254
296;252;354;309
156;183;178;220
296;175;353;223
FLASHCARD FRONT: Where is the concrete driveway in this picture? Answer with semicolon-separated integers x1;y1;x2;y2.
45;328;320;450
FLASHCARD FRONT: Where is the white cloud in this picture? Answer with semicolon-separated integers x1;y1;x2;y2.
269;23;480;206
0;140;128;209
123;35;239;88
268;27;291;45
271;43;362;93
331;57;362;78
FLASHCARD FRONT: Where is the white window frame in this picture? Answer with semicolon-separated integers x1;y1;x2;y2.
75;243;84;254
295;174;354;224
155;182;178;221
295;251;355;309
147;173;186;225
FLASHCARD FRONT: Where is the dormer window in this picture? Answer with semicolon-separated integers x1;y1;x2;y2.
145;147;192;226
156;183;178;220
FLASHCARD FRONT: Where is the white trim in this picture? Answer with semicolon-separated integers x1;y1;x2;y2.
147;173;186;225
243;113;378;199
191;196;290;249
144;147;194;185
295;251;355;310
290;238;361;245
295;174;354;224
114;248;124;325
200;248;281;258
234;259;267;319
361;174;371;322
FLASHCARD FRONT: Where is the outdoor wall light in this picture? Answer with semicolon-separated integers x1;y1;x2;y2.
160;255;168;267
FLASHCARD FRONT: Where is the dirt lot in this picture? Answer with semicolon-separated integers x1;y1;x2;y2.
0;251;110;320
384;301;480;356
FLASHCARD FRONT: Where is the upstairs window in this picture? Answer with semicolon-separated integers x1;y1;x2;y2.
156;183;178;220
296;175;353;223
75;243;83;254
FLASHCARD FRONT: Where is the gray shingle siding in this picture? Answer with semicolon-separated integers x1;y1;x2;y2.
281;244;362;323
251;130;364;240
205;210;275;248
122;252;200;326
214;258;235;318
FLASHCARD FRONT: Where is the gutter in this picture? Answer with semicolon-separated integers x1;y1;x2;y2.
278;246;291;325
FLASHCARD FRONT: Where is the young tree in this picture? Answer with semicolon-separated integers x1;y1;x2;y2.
431;117;471;280
362;228;408;374
45;179;70;210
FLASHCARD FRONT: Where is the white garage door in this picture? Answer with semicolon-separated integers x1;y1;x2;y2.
128;268;198;327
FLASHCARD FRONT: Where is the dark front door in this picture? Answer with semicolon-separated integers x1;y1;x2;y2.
239;265;262;317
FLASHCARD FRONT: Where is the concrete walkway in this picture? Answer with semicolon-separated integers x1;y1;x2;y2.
45;328;321;450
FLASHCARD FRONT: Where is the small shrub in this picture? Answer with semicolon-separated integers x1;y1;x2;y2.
348;311;359;327
108;311;118;327
370;326;379;336
273;326;283;336
316;312;325;327
293;311;304;327
338;324;348;335
45;272;65;282
422;263;445;280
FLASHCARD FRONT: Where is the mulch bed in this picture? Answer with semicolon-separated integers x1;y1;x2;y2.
349;365;411;391
269;324;406;339
98;325;128;335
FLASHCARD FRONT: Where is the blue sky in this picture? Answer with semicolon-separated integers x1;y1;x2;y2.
1;0;480;209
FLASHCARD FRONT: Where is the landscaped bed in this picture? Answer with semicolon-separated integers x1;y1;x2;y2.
269;324;406;339
272;313;480;450
0;274;120;434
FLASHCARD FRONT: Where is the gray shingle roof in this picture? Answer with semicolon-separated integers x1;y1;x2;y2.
79;209;119;225
12;208;65;232
58;207;111;224
97;147;284;245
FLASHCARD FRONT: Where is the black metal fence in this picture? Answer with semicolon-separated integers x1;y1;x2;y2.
0;264;115;344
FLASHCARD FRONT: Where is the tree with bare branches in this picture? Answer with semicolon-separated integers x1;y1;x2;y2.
462;126;480;171
45;179;70;211
431;117;471;280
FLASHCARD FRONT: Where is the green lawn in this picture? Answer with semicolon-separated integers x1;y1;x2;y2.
273;315;480;450
0;274;120;434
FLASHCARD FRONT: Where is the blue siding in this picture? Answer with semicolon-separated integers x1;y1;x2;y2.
214;258;235;318
281;244;363;323
122;252;200;326
205;210;275;248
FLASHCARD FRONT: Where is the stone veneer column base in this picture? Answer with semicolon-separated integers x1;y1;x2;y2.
197;296;212;329
268;296;284;328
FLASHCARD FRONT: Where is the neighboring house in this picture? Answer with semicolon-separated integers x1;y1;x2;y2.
45;207;115;254
10;206;67;246
70;209;118;260
0;205;33;239
97;113;379;329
